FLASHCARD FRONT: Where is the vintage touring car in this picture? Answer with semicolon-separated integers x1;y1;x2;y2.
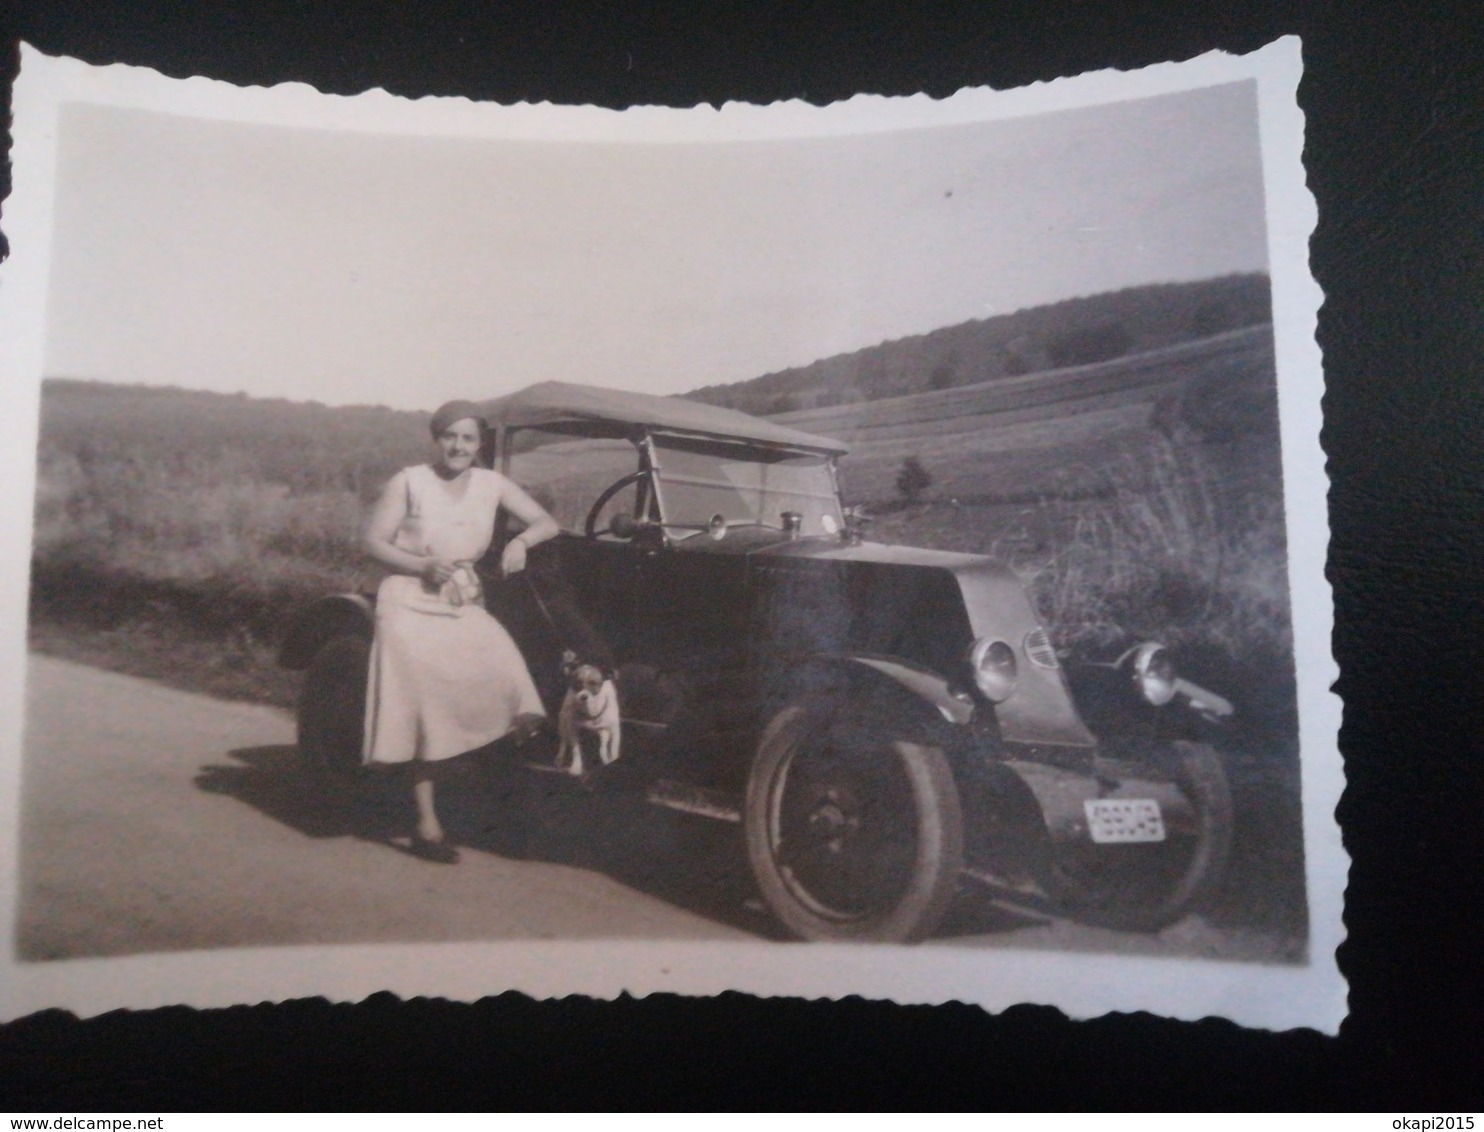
283;382;1235;943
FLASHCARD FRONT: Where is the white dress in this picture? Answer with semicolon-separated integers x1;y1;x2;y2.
362;464;544;764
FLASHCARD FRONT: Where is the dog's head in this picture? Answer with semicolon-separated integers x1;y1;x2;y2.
568;663;608;701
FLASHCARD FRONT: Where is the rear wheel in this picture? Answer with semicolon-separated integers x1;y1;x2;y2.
1034;740;1233;931
297;634;371;780
745;697;964;943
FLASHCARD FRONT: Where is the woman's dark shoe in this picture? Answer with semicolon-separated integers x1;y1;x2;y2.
406;835;460;864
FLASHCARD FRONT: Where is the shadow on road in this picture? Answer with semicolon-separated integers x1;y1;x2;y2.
197;744;1080;944
196;745;411;842
197;745;784;938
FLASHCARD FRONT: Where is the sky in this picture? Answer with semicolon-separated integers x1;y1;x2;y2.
42;80;1267;410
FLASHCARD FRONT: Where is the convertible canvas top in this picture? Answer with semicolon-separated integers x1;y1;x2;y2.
477;381;849;456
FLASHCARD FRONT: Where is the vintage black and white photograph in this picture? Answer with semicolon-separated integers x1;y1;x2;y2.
0;39;1342;1028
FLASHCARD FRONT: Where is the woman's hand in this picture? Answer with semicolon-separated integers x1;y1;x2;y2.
496;477;559;576
500;536;527;578
421;556;460;588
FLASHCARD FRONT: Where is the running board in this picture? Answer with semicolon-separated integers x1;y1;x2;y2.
960;865;1047;900
519;760;581;777
646;779;742;823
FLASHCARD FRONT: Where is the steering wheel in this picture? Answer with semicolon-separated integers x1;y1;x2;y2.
584;470;652;539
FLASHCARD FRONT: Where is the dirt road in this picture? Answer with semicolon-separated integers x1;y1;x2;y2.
17;655;1297;964
17;655;765;959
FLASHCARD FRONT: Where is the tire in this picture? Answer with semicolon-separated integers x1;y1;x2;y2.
1034;740;1233;932
297;633;372;780
745;697;965;943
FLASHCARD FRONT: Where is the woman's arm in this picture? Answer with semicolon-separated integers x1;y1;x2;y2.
497;475;561;576
362;471;458;585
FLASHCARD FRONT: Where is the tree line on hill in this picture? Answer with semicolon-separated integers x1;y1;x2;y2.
685;273;1271;417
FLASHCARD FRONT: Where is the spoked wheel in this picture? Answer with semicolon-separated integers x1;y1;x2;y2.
1034;740;1233;932
296;633;371;780
745;698;964;943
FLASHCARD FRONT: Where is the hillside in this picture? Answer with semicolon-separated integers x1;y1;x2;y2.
37;380;430;499
686;273;1271;416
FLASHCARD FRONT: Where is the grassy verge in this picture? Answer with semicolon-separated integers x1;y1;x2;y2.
29;440;367;706
29;608;302;709
28;563;320;708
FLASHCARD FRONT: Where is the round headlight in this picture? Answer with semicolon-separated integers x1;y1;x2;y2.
1132;642;1177;706
970;638;1019;703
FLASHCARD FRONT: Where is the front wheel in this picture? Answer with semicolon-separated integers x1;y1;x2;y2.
297;633;371;780
1034;740;1233;932
745;698;964;943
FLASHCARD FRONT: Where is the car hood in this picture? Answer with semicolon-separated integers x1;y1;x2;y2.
755;535;990;572
741;535;1095;748
679;527;990;569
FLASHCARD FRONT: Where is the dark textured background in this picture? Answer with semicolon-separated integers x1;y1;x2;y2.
3;0;1482;1110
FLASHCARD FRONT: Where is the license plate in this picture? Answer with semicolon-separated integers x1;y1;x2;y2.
1084;798;1166;843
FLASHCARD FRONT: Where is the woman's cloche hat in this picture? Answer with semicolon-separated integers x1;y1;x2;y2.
429;399;488;438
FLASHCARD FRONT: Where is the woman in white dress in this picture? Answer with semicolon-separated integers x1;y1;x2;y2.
361;400;559;863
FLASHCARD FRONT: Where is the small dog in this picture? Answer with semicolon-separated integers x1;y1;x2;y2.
557;659;621;777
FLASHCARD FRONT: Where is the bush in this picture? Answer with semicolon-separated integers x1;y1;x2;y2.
995;437;1292;668
895;457;933;503
1047;320;1133;368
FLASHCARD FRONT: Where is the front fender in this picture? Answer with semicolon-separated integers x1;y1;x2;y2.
834;654;975;725
279;593;375;670
767;653;975;742
1000;759;1195;844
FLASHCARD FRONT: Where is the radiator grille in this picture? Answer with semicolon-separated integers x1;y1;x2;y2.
1024;627;1059;669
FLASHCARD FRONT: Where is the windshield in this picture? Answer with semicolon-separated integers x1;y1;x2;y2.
503;428;641;533
652;435;842;536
